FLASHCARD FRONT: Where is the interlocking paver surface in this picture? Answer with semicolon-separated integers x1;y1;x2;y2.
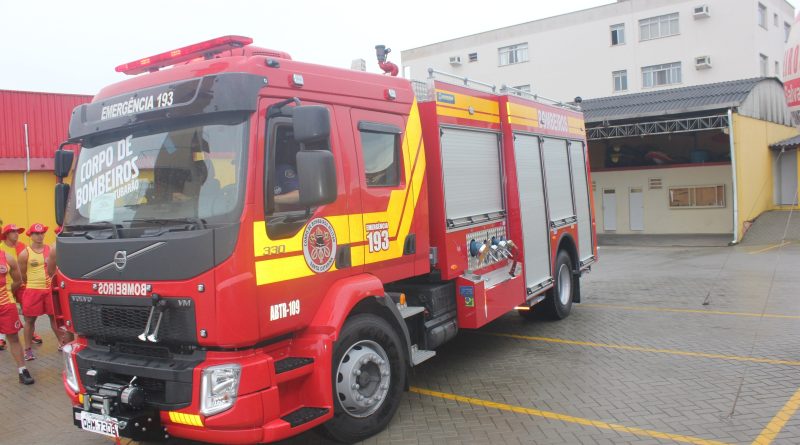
1;242;799;444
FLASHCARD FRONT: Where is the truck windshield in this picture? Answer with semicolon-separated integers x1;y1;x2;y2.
64;115;248;230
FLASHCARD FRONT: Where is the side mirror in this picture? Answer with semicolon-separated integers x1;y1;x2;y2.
54;150;75;178
297;150;337;207
55;183;70;226
293;106;330;145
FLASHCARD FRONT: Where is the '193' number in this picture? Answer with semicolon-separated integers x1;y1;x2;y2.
157;91;174;108
367;230;390;253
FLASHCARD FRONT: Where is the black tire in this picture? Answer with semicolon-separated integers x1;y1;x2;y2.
321;313;406;443
542;250;575;320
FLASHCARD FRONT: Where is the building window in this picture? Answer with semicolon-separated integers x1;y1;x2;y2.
775;61;780;76
760;54;769;76
785;22;792;42
642;62;681;88
669;185;725;208
758;3;767;29
468;52;478;62
498;43;529;66
611;23;626;45
359;128;401;187
774;13;779;27
639;13;679;41
613;70;628;92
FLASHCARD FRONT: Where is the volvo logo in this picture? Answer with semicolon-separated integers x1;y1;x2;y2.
113;251;128;271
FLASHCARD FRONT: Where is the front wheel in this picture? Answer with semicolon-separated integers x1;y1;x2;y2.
321;313;406;443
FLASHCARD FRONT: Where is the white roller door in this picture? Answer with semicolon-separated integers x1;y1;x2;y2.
440;128;504;222
542;138;575;224
569;141;594;262
514;134;551;289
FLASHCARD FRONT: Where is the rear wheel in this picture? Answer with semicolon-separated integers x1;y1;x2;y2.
322;313;406;443
542;250;575;320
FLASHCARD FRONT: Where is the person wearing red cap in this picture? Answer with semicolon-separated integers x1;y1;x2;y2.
19;223;63;360
0;245;34;384
0;223;42;351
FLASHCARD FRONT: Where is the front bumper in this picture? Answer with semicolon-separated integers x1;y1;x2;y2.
65;335;333;444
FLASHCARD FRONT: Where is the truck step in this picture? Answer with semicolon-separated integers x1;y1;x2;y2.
275;357;314;374
281;407;329;428
411;345;436;365
398;305;425;319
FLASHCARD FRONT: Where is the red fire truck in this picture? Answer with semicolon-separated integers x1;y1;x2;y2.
53;36;597;444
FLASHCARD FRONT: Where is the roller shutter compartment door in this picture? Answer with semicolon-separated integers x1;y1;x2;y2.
514;134;551;289
542;138;575;224
440;128;504;222
569;141;594;261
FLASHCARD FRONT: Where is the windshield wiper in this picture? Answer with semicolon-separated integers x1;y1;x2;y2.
124;217;207;230
64;221;122;239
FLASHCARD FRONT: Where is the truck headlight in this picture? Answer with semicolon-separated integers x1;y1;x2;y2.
200;364;241;416
62;344;79;393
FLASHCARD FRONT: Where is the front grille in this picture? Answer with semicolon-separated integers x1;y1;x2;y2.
70;295;197;345
113;342;171;358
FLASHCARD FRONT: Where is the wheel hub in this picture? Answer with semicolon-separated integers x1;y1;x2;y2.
558;263;572;305
335;340;391;418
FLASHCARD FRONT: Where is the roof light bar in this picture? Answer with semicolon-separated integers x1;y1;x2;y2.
115;35;254;75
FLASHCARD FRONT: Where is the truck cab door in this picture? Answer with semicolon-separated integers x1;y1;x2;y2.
252;98;356;340
349;108;418;282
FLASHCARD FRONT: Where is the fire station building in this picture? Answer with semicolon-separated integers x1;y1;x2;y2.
580;77;799;242
0;90;91;242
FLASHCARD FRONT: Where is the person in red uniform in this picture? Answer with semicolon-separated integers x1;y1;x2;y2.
19;224;63;360
0;245;34;383
0;223;42;350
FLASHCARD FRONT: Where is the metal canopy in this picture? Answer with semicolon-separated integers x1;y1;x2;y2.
581;77;791;141
587;114;729;141
769;134;800;151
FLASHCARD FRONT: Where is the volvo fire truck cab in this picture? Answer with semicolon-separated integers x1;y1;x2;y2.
53;36;597;444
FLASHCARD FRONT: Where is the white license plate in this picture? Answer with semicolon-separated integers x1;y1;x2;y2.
80;411;119;438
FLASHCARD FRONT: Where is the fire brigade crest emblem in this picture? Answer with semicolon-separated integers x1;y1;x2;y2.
302;218;337;273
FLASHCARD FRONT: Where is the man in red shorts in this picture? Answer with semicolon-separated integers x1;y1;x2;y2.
19;223;63;360
0;244;34;383
0;223;42;350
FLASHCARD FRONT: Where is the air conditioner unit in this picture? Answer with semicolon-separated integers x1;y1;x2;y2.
449;56;462;66
693;5;710;18
695;55;712;69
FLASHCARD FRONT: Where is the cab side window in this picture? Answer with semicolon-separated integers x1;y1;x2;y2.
358;122;401;187
264;121;307;239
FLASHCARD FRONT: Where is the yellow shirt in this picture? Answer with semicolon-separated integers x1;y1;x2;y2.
25;246;50;290
0;254;13;305
0;242;23;289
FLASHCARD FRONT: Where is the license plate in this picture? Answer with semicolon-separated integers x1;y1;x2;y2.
80;411;119;438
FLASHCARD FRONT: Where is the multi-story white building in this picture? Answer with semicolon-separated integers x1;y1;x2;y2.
401;0;794;102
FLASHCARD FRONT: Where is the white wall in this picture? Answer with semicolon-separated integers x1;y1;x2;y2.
401;0;794;102
592;164;734;234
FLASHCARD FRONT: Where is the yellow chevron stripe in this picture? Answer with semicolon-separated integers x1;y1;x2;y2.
507;101;538;127
507;102;585;136
435;88;501;124
436;89;499;115
169;411;204;427
254;100;426;285
436;105;501;124
568;116;585;136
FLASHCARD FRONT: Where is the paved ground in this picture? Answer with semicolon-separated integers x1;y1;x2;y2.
597;234;733;247
740;211;800;246
2;240;800;445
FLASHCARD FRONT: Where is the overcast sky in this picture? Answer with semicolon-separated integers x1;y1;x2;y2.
1;0;797;95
